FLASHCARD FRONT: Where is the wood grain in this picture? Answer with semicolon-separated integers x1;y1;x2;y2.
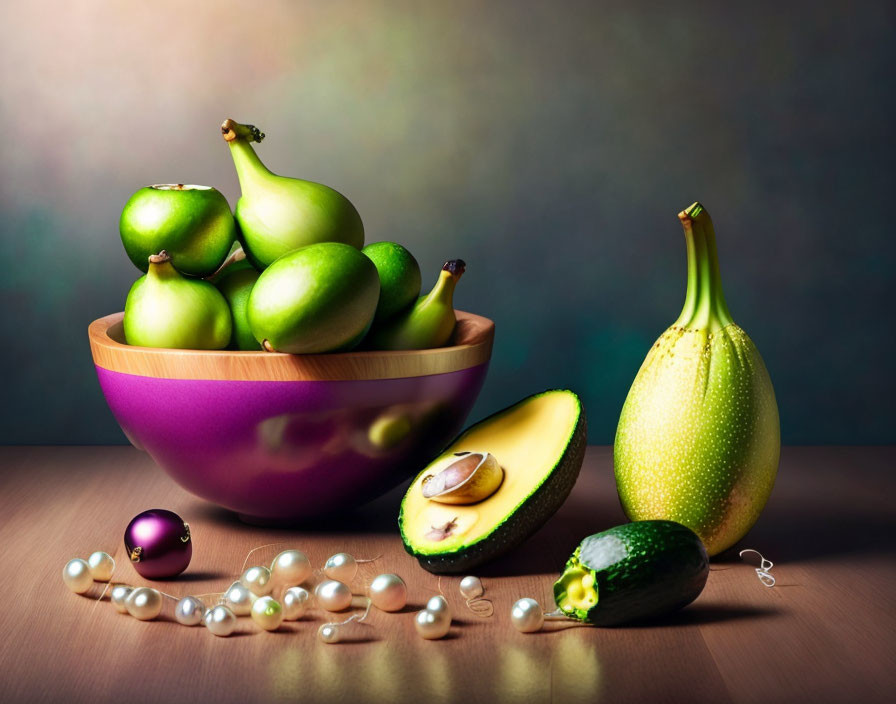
88;310;494;381
0;446;893;704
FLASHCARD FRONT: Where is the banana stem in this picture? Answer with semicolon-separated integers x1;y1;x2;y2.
442;259;466;280
674;203;733;331
221;119;265;143
422;260;465;308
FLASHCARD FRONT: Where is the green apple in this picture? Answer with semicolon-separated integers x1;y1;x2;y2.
119;184;236;276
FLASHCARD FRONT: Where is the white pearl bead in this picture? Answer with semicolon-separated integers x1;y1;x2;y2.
315;579;353;612
251;596;283;632
415;609;451;639
318;623;341;644
368;573;408;612
87;551;115;582
205;605;237;637
324;553;357;583
224;581;255;616
126;587;163;621
271;550;311;586
459;575;483;600
110;584;133;613
241;565;273;596
282;586;310;621
175;596;206;626
425;595;451;619
62;558;93;594
510;598;544;633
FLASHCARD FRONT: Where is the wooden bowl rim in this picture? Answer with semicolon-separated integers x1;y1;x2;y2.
88;311;494;381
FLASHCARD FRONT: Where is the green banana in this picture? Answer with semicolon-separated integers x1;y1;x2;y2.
366;260;465;350
221;119;364;269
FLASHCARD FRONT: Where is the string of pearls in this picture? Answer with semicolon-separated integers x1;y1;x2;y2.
64;547;406;642
67;553;588;639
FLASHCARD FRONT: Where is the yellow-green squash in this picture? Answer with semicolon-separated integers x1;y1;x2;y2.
614;203;780;556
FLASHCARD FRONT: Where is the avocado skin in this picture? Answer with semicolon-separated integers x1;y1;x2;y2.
400;390;587;574
362;241;422;322
555;520;709;626
247;242;380;353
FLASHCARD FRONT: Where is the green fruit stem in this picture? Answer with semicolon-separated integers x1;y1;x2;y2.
147;250;177;279
207;245;247;282
221;119;270;192
674;202;733;332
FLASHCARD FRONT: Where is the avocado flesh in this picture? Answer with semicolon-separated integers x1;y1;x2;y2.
553;520;709;626
400;389;586;574
554;563;599;621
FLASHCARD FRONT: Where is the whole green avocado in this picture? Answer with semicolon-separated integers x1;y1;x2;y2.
362;241;422;321
247;242;380;353
614;203;780;556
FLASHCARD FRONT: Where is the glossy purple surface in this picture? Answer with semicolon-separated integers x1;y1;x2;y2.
95;364;489;520
123;508;192;579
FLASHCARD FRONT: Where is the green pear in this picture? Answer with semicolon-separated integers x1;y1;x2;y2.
124;251;232;349
221;119;364;268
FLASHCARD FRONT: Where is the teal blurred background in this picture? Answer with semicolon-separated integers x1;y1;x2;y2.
1;0;893;444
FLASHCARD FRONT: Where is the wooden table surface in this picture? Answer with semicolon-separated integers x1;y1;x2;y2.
1;446;893;704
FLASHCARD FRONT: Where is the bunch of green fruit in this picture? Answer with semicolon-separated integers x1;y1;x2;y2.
118;120;466;353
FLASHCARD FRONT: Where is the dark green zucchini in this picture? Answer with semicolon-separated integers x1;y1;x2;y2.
553;520;709;626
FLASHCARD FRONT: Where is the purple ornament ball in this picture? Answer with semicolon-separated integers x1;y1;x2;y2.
124;509;192;579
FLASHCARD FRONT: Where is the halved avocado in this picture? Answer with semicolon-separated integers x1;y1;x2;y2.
399;389;587;574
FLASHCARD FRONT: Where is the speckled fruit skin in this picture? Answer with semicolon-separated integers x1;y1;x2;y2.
553;520;709;626
119;185;236;276
614;204;780;557
216;267;261;350
247;242;380;353
362;241;422;321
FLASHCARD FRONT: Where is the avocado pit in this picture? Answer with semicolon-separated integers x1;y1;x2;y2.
422;452;504;505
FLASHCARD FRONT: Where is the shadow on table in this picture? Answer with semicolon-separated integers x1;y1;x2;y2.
619;603;782;629
187;483;409;534
716;510;895;565
477;497;628;577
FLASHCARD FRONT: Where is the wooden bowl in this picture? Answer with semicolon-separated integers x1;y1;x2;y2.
88;311;494;521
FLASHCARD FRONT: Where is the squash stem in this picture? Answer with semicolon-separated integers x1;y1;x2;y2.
674;202;733;331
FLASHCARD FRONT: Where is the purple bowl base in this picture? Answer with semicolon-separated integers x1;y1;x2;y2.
96;364;489;520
